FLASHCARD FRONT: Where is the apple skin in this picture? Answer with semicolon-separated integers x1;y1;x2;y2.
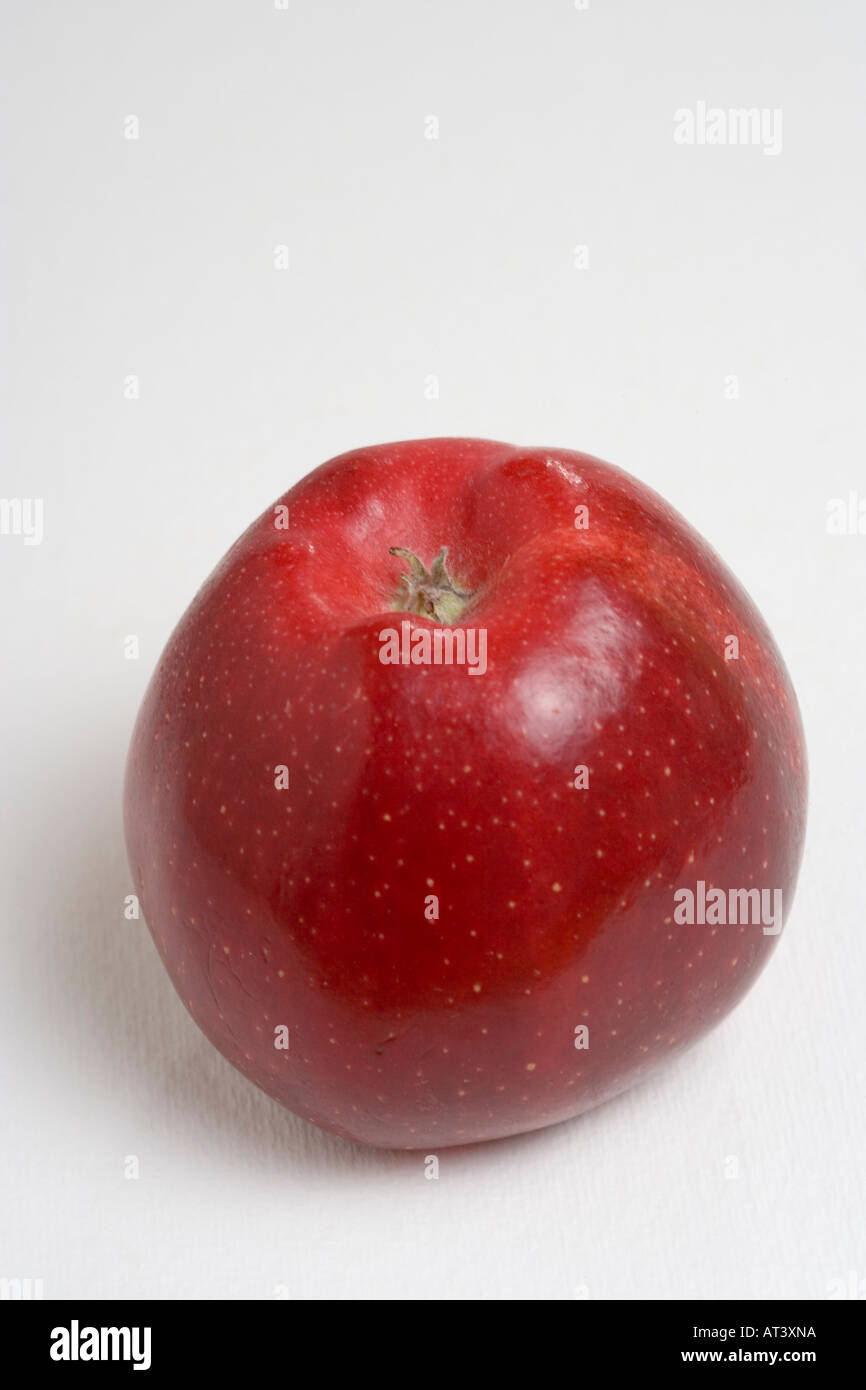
124;438;807;1149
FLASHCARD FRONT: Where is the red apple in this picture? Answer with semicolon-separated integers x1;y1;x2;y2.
124;438;807;1148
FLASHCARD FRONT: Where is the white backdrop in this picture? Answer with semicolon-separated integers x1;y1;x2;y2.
1;0;864;1301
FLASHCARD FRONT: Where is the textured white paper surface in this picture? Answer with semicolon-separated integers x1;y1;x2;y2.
1;0;864;1300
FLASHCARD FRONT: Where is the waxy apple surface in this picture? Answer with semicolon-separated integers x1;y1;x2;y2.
124;439;807;1148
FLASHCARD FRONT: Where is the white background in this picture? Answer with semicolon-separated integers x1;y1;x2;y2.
1;0;865;1301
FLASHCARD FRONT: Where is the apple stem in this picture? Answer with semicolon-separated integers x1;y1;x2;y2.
389;547;475;625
